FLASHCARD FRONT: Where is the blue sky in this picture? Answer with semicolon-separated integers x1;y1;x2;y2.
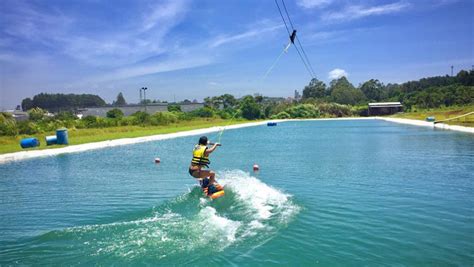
0;0;473;109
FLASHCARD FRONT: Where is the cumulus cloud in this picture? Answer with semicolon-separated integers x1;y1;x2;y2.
328;68;348;79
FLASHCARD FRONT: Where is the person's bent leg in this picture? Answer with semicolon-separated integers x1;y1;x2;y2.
209;171;216;185
192;170;216;185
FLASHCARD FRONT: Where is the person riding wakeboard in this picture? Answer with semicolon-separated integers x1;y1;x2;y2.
189;136;222;194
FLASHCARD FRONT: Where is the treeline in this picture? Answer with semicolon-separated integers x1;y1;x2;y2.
301;70;473;109
0;96;355;136
2;70;472;136
21;93;106;112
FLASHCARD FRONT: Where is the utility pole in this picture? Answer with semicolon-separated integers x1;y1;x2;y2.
139;89;142;104
451;65;454;76
141;87;148;112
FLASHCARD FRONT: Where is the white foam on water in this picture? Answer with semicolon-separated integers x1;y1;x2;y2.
219;170;298;221
198;206;241;245
54;170;299;259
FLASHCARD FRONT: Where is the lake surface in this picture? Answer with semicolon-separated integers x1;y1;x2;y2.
1;120;473;265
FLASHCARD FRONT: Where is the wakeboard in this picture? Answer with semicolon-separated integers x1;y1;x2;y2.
199;178;225;199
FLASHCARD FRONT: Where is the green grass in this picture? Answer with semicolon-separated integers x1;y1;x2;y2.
391;105;474;127
0;118;251;155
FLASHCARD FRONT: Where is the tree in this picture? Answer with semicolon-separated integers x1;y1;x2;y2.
360;79;386;102
106;108;124;119
240;95;261;120
114;92;127;106
204;94;237;110
457;70;474;86
294;90;301;101
21;98;33;111
220;94;237;109
21;93;106;112
302;78;326;99
254;94;264;103
329;77;365;105
204;97;219;109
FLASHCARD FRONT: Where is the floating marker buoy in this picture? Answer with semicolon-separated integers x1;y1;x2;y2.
253;164;259;171
154;158;161;163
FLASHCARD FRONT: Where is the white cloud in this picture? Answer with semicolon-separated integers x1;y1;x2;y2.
323;1;410;22
328;68;348;79
433;0;460;6
1;0;190;68
209;24;282;48
141;0;189;33
297;0;333;9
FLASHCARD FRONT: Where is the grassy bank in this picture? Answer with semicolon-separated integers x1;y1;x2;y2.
0;118;250;154
391;105;474;127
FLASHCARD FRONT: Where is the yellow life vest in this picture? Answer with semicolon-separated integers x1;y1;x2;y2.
191;145;210;167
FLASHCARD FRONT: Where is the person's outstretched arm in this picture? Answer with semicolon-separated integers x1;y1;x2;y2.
205;143;221;155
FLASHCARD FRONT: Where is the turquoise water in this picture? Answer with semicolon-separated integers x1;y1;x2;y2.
1;120;473;265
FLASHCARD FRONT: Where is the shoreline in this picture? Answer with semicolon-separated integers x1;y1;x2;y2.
1;117;472;164
0;120;269;164
379;117;474;134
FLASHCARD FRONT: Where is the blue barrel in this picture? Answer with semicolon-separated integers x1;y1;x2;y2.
267;122;277;126
45;135;57;146
56;128;69;145
20;137;40;148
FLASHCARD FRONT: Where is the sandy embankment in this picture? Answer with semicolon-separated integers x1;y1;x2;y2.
0;117;472;164
378;117;474;134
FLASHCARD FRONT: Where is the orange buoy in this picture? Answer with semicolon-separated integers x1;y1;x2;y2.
253;164;259;171
154;158;161;163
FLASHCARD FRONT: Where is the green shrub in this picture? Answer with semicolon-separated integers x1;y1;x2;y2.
175;111;193;121
151;112;178;125
271;111;291;119
189;107;215;118
106;108;124;119
131;111;151;125
40;120;64;132
82;115;98;128
351;105;369;116
317;103;352;117
120;116;137;126
28;107;46;121
17;121;40;134
167;104;182;112
0;113;18;136
55;111;76;120
285;104;320;118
